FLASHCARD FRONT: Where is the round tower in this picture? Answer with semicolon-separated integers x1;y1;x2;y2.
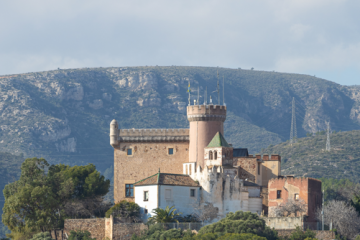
110;119;119;147
187;104;227;168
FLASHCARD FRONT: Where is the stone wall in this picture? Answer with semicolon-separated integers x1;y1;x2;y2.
64;219;105;240
277;230;335;240
233;157;258;183
113;223;148;240
262;216;305;230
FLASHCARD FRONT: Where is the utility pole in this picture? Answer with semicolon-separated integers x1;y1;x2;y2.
217;69;220;105
290;97;297;145
322;189;324;230
326;121;331;151
223;76;225;106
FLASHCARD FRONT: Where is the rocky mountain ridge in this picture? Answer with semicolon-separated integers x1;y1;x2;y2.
0;66;359;173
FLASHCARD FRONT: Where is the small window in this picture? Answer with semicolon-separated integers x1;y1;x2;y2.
144;208;148;214
127;149;132;156
190;189;195;197
214;151;217;159
294;193;299;201
125;184;134;197
277;190;281;199
209;151;213;160
144;191;149;201
168;148;174;155
165;189;171;199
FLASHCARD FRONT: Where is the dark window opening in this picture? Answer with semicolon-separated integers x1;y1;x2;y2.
125;184;134;197
214;151;217;159
258;163;261;175
277;190;281;199
209;151;213;160
144;191;149;201
168;148;174;155
144;209;148;214
295;193;299;201
190;189;195;197
127;149;132;155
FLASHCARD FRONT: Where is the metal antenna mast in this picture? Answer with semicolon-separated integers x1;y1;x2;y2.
223;76;225;106
197;86;199;105
326;121;331;151
217;69;220;105
204;86;207;105
290;97;297;145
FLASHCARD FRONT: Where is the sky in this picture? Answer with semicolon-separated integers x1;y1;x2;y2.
1;0;360;85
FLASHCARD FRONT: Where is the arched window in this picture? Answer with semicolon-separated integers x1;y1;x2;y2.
209;151;213;160
214;151;217;160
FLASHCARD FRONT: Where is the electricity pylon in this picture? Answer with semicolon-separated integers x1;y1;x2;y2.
326;121;331;151
290;97;297;145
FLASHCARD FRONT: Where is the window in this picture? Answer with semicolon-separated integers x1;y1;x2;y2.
214;151;217;159
190;189;196;197
165;189;171;199
144;208;148;214
125;184;134;197
127;149;132;156
277;190;281;199
168;148;174;155
258;163;261;175
209;151;213;160
144;191;149;201
294;193;299;201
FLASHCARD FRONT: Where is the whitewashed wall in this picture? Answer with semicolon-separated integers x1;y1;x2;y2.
159;185;200;216
135;185;158;221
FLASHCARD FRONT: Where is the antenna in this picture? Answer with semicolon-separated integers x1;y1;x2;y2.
326;121;331;151
290;97;297;145
204;86;207;105
197;86;199;106
187;80;191;106
223;75;225;106
217;69;220;105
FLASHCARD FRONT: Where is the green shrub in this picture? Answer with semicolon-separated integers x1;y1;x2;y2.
68;230;95;240
105;200;140;222
29;232;53;240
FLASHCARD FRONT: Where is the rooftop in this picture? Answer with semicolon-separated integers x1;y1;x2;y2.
207;132;231;148
135;172;200;187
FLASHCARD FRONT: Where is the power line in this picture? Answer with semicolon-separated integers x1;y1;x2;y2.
290;97;297;145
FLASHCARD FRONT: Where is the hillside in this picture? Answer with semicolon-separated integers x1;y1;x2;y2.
0;66;359;173
260;130;360;182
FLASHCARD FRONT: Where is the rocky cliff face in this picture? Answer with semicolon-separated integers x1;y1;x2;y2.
0;66;359;172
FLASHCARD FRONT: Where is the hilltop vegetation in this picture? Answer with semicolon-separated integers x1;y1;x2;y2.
260;130;360;182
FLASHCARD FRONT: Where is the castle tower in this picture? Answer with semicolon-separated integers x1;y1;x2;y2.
187;105;227;168
110;119;119;147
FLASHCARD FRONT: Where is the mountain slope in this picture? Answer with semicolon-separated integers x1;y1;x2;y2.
260;130;360;182
0;66;359;174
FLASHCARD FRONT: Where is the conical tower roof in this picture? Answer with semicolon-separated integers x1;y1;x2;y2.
207;132;231;148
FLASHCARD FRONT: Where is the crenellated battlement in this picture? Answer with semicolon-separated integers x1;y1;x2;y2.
187;105;227;122
119;128;189;137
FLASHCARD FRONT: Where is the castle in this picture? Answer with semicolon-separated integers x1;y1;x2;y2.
109;99;321;224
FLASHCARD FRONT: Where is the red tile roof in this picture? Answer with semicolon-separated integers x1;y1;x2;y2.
135;173;199;187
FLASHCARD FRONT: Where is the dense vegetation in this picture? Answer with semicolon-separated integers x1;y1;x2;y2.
260;130;360;182
1;158;110;240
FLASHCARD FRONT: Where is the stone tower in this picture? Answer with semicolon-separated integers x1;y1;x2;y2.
187;104;227;168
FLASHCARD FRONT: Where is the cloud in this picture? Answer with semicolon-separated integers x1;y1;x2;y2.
0;0;360;85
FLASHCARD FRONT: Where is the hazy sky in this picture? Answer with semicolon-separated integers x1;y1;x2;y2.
1;0;360;85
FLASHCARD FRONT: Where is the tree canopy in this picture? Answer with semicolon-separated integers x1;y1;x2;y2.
2;158;110;240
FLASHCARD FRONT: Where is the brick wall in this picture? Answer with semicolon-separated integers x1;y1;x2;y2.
64;219;105;240
233;157;257;182
114;142;189;203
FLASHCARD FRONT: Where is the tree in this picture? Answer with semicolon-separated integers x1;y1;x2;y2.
287;227;316;240
2;158;110;240
198;211;278;240
68;230;96;240
131;224;194;240
317;200;360;239
105;200;141;222
273;199;306;217
191;202;219;223
29;232;53;240
148;206;182;224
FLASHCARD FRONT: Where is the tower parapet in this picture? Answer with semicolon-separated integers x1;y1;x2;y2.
110;119;119;147
187;105;227;168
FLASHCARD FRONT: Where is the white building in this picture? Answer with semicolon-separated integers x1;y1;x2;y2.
135;172;200;222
